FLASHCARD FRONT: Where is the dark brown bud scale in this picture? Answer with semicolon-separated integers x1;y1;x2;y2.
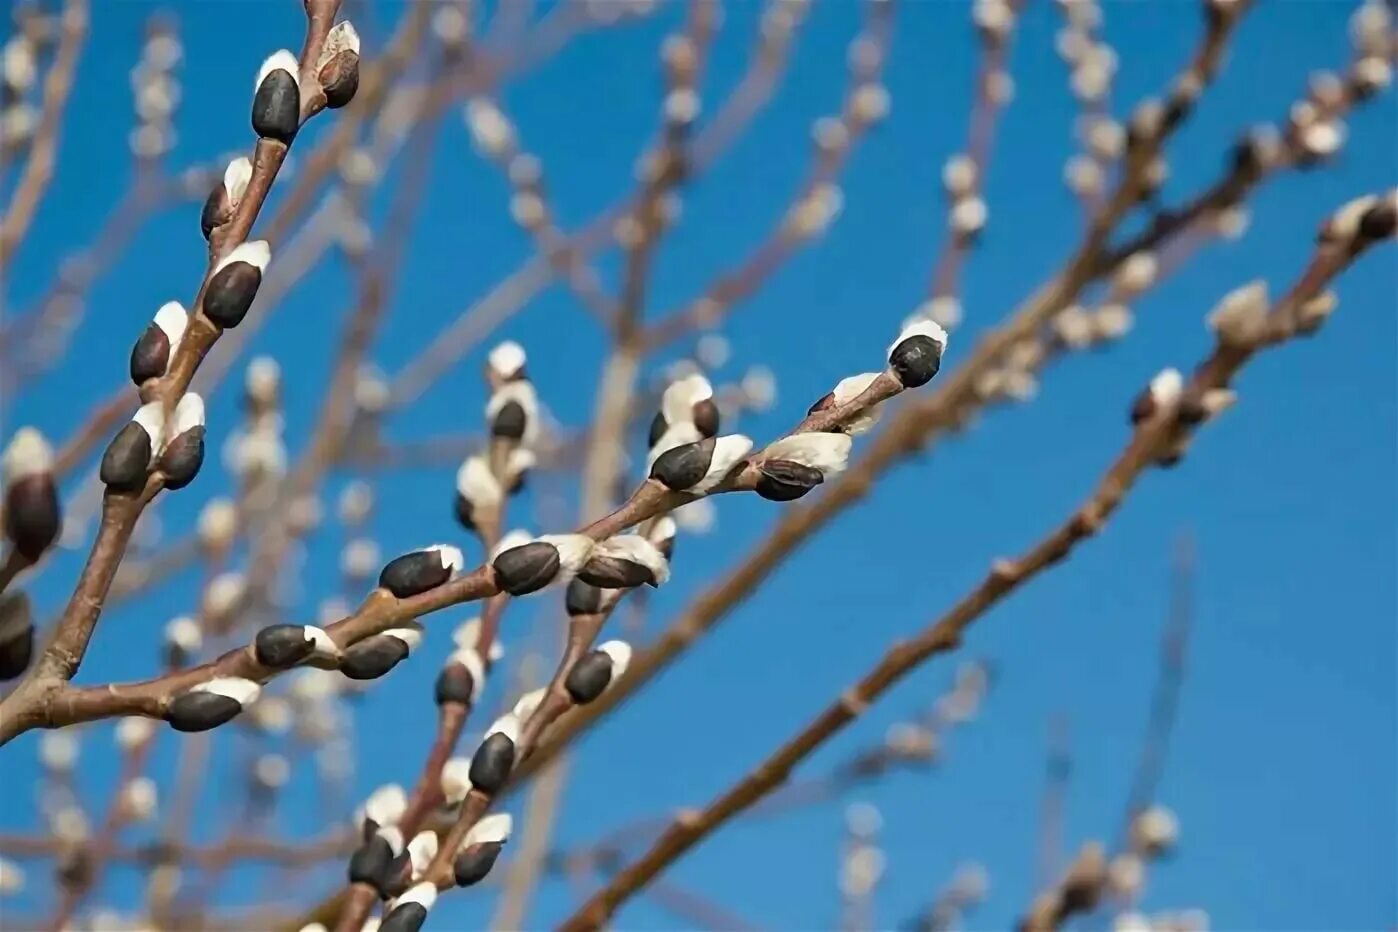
649;438;715;490
4;474;60;561
200;187;232;241
1359;200;1396;241
577;555;656;589
647;411;669;448
0;592;35;681
251;68;300;142
565;578;603;616
1129;390;1155;425
454;493;476;531
99;423;154;492
203;262;263;329
491;400;528;440
159;427;205;490
755;460;825;502
468;732;516;793
380;902;428;932
320;50;360;109
167;692;244;732
130;324;172;385
693;398;721;438
253;624;315;669
348;835;396;888
492;541;560;596
564;650;614;704
435;662;475;705
889;334;943;388
454;841;504;887
340;635;410;680
379;551;450;598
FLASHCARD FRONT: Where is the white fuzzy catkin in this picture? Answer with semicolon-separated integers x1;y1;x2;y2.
440;757;472;804
1148;368;1184;407
2;427;53;481
255;50;301;91
427;544;464;574
597;640;634;679
171;393;205;437
660;374;713;426
889;318;950;358
484;712;521;746
152;301;189;352
491;529;534;560
536;533;597;578
763;432;853;476
488;340;526;379
214;239;271;274
830;372;883;434
464;813;513;847
692;435;754;493
193;677;261;706
364;783;408;828
592;535;671;585
223;157;253;203
456;456;503;509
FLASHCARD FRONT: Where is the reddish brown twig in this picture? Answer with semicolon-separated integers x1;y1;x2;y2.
557;200;1393;930
0;0;88;271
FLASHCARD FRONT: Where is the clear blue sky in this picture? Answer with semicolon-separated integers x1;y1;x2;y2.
3;1;1394;929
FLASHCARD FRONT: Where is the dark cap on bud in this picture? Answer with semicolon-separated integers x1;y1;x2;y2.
167;677;260;732
490;400;528;440
254;623;338;670
99;404;164;493
435;657;477;706
755;460;825;502
348;827;403;891
565;651;614;705
564;641;631;705
378;545;463;598
380;883;436;932
650;437;715;491
203;241;270;329
1359;194;1397;241
468;717;519;793
200;158;253;241
0;592;35;681
492;541;561;596
158;394;206;490
455;841;504;887
251;50;301;142
453;813;512;886
3;429;60;562
129;302;189;385
339;627;421;680
318;22;361;110
887;320;948;388
577;535;669;589
565;578;604;616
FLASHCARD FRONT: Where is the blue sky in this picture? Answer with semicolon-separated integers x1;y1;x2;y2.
2;1;1394;929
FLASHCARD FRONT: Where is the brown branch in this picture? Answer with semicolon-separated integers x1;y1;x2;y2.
0;0;88;270
1118;532;1195;841
507;0;1262;792
0;0;350;737
556;203;1394;930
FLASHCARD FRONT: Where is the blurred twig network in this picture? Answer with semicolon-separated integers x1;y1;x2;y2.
0;0;1394;929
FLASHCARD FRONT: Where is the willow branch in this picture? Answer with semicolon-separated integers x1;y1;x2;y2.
0;0;88;270
557;203;1393;929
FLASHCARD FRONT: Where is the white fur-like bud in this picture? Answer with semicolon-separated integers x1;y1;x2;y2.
763;433;853;476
